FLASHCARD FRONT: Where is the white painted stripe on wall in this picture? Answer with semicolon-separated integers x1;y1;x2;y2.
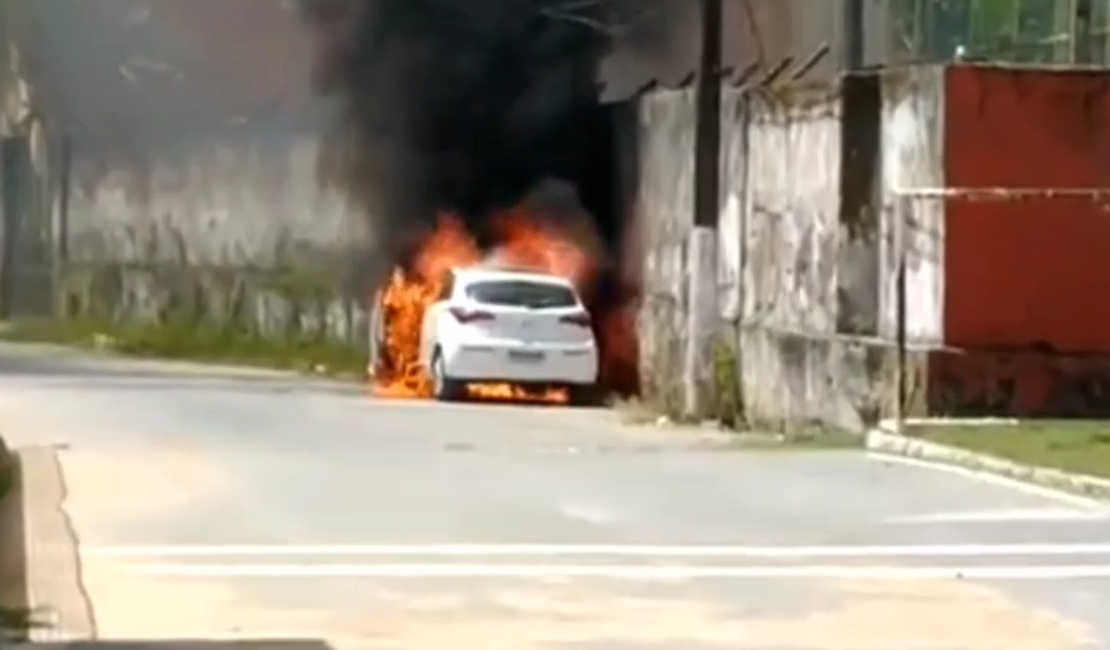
82;542;1110;558
116;562;1110;580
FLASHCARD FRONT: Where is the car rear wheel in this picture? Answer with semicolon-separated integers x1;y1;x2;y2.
431;349;464;401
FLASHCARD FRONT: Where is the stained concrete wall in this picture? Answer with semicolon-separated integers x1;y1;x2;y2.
736;85;879;432
879;66;946;345
0;0;372;341
717;87;747;322
633;65;950;431
634;88;696;406
741;88;841;339
67;134;364;266
59;130;369;341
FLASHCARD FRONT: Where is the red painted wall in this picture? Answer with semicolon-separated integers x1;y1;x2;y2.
944;65;1110;354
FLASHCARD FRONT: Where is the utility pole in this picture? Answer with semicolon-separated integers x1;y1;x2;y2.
685;0;723;419
1076;0;1093;64
843;0;864;70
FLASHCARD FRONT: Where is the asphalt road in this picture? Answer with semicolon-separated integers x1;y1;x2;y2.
2;341;1110;649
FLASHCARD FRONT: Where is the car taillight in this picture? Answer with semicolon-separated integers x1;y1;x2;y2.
449;307;495;323
559;312;591;328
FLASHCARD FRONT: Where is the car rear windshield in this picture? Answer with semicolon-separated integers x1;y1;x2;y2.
465;280;577;308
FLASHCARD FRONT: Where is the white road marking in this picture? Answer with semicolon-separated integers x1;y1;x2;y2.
82;542;1110;558
866;452;1110;510
116;562;1110;580
888;507;1110;523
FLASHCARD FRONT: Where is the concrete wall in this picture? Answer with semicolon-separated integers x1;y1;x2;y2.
737;84;874;432
58;129;370;342
632;65;952;431
67;133;364;265
879;66;946;345
0;0;374;341
717;88;747;322
741;87;841;339
634;88;696;406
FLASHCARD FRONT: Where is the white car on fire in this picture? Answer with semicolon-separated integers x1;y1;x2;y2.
419;267;598;403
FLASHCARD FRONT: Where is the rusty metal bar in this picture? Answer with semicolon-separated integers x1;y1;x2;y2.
893;186;1110;199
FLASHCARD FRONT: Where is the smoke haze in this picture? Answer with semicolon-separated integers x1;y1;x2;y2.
300;0;663;268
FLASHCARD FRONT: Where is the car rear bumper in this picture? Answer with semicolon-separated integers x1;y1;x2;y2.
441;339;598;385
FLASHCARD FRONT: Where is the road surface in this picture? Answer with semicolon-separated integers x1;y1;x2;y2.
1;341;1110;649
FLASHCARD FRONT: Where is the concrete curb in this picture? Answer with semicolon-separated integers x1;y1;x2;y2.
865;426;1110;502
11;447;94;641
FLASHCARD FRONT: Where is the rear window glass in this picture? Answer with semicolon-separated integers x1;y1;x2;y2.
465;280;577;308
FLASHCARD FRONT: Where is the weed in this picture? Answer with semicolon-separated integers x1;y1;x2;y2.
712;335;744;429
1;317;366;379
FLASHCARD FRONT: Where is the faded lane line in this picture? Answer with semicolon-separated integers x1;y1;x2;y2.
112;562;1110;579
81;542;1110;558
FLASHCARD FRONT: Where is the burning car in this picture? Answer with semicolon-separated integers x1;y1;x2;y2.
418;267;598;403
368;210;607;404
368;206;636;404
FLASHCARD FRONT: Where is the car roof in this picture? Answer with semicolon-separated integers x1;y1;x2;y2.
451;266;575;288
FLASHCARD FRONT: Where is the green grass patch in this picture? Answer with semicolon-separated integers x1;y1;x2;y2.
920;421;1110;480
0;317;366;379
0;607;33;637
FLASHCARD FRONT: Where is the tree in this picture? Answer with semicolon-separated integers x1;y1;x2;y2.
893;0;1078;63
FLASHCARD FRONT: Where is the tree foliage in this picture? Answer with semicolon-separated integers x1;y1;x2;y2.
893;0;1099;63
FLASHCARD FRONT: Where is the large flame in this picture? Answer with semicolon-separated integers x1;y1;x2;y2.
371;208;611;403
372;215;481;398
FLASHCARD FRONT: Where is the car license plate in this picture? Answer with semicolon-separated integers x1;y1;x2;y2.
508;349;545;363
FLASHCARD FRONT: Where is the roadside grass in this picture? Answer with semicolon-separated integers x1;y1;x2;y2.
918;421;1110;480
615;397;863;450
0;317;366;379
723;429;864;451
0;607;32;639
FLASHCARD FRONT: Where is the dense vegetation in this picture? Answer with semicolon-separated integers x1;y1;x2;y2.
893;0;1095;64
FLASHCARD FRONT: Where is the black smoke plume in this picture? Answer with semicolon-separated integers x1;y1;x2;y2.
300;0;645;274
